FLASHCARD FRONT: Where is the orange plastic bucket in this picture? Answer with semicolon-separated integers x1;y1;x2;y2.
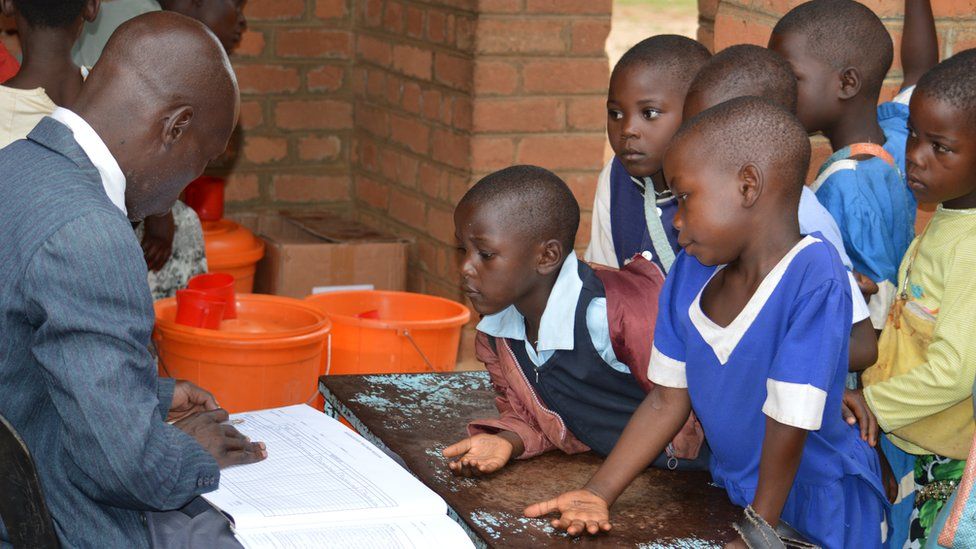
202;219;265;294
154;294;331;413
304;290;470;376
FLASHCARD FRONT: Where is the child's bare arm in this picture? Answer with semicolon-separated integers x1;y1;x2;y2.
523;386;691;535
902;0;939;90
849;318;879;371
749;417;809;529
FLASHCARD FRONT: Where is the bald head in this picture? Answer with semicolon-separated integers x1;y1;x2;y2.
74;11;239;221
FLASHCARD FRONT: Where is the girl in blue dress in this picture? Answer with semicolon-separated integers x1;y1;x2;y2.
525;97;889;548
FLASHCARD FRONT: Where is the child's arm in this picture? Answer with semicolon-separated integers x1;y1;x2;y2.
849;318;879;371
523;385;692;535
901;0;939;90
750;418;809;530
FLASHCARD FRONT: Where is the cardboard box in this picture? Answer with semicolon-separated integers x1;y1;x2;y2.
231;212;409;298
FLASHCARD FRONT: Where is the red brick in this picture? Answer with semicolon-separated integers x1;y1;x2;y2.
713;5;775;50
452;97;472;131
807;136;832;184
932;0;976;18
383;1;405;34
434;52;472;91
431;129;470;170
478;0;521;13
355;102;390;137
358;138;379;170
576;211;592;249
242;135;287;164
362;0;383;27
393;44;433;80
405;6;424;39
471;136;516;171
379;146;400;181
427;206;455;245
447;173;472;203
366;69;387;100
389;189;426;228
418;162;448;199
523;59;608;94
401;82;422;114
698;23;716;53
427;10;448;43
308;65;345;92
233;30;265;57
478;18;567;54
517;134;606;170
698;0;720;19
349;67;367;95
947;26;976;55
245;0;304;20
315;0;348;19
473;97;565;132
473;60;519;95
357;35;392;67
390;114;431;154
238;100;264;130
563;172;597;208
276;29;351;58
397;153;420;188
234;65;300;94
275;99;353;130
298;135;342;161
355;174;390;210
224;174;260;202
273;174;349;202
525;0;611;14
421;89;443;121
567;96;606;131
455;15;476;51
570;20;611;54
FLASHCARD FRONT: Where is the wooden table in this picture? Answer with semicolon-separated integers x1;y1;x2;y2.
319;372;739;548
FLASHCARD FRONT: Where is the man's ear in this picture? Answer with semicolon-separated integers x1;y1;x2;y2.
0;0;16;18
162;106;194;148
739;162;763;208
838;67;862;100
83;0;100;23
537;239;564;275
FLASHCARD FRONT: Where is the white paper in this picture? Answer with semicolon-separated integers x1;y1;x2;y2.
236;515;474;549
204;405;447;531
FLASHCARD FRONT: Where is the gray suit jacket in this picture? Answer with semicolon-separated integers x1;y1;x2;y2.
0;118;218;548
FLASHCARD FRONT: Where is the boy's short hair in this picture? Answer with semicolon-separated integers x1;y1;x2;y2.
13;0;87;28
613;34;711;89
772;0;893;98
459;165;580;253
672;97;811;202
687;44;798;113
916;48;976;127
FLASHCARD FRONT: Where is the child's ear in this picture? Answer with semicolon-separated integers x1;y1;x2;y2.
838;67;862;100
162;106;194;148
0;0;16;18
739;162;763;208
537;240;564;275
83;0;100;23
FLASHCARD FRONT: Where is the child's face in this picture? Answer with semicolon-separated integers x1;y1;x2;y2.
906;91;976;208
454;203;542;316
607;64;686;178
664;139;749;266
768;32;838;133
197;0;247;53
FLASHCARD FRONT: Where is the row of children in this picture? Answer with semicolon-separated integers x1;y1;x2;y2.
443;1;976;547
0;0;246;300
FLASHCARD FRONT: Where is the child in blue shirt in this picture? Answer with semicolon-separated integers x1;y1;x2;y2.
585;35;710;273
526;98;888;549
769;0;936;331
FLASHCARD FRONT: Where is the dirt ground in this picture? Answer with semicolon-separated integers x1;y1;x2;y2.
607;0;699;66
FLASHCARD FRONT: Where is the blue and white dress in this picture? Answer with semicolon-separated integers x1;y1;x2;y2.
648;234;889;549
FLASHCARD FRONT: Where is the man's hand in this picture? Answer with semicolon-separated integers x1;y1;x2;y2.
842;388;879;447
853;271;879;300
142;210;176;271
523;488;612;536
174;409;267;468
443;434;515;477
168;380;220;423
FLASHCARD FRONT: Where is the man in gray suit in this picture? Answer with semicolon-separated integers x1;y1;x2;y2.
0;11;265;548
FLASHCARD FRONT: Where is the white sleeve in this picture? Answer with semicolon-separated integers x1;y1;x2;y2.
847;272;871;324
583;159;618;269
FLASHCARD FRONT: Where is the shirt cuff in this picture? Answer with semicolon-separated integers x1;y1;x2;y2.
648;345;687;388
869;281;897;330
848;272;871;323
762;379;827;430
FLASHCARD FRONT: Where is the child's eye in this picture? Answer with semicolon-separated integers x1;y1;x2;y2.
933;142;952;154
479;251;495;260
642;109;661;120
907;126;917;138
455;246;466;254
676;193;689;202
607;109;623;121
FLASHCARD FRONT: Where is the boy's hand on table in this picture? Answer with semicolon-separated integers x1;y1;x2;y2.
142;210;176;272
168;380;220;423
175;409;267;468
523;488;612;536
443;433;517;476
841;388;879;447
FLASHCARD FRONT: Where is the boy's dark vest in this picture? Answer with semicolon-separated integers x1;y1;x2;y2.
608;156;680;271
506;261;647;456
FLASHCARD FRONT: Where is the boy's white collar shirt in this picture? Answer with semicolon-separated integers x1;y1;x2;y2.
49;107;127;215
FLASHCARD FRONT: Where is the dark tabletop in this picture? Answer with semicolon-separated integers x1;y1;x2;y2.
319;372;739;548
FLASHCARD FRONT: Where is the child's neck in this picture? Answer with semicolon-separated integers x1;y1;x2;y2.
823;99;886;152
515;272;560;348
731;224;803;284
6;29;83;107
944;187;976;210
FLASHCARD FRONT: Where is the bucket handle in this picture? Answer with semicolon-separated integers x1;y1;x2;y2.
399;329;436;372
